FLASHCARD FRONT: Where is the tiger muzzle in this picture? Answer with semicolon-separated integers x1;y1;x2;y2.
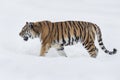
23;36;28;41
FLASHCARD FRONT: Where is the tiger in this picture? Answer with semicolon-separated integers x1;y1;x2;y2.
19;21;117;58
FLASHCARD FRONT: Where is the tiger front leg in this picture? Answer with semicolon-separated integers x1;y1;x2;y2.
40;44;50;56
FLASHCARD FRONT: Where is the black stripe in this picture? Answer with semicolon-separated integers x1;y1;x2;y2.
76;22;82;40
98;38;102;42
83;27;86;41
67;22;71;45
81;22;86;41
105;50;109;53
61;23;66;44
46;21;49;26
68;30;71;45
84;29;89;45
89;48;95;53
101;46;105;49
86;43;93;50
56;23;59;42
72;38;74;45
57;47;64;51
78;21;84;41
71;21;77;41
78;21;83;31
92;24;97;31
99;42;103;45
83;27;89;45
84;28;90;45
84;38;89;48
76;37;79;41
73;21;78;30
86;45;91;50
84;40;93;49
85;43;89;49
68;21;72;26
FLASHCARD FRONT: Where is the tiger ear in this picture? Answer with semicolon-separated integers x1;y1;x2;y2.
26;22;28;24
29;22;33;28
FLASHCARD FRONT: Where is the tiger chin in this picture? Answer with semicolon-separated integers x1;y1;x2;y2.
19;21;117;58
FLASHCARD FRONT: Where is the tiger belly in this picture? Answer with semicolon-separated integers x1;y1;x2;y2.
53;36;80;46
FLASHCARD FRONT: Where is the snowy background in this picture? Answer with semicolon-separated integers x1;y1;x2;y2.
0;0;120;80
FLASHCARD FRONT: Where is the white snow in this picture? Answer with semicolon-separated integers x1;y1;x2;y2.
0;0;120;80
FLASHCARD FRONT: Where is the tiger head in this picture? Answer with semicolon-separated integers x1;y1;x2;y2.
19;22;39;41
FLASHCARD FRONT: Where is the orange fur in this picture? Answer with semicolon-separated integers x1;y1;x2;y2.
19;21;117;57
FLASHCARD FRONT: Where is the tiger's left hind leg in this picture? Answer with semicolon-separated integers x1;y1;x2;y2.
83;42;98;58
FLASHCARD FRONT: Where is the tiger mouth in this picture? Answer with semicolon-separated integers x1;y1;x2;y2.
23;36;28;41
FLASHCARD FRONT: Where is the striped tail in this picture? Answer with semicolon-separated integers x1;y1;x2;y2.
96;26;117;55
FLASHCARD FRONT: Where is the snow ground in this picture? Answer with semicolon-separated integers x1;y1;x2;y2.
0;0;120;80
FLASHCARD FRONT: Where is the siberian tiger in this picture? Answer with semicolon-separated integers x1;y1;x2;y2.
19;21;117;58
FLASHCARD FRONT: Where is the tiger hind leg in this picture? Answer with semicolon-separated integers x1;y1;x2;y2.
83;42;98;58
56;46;67;57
